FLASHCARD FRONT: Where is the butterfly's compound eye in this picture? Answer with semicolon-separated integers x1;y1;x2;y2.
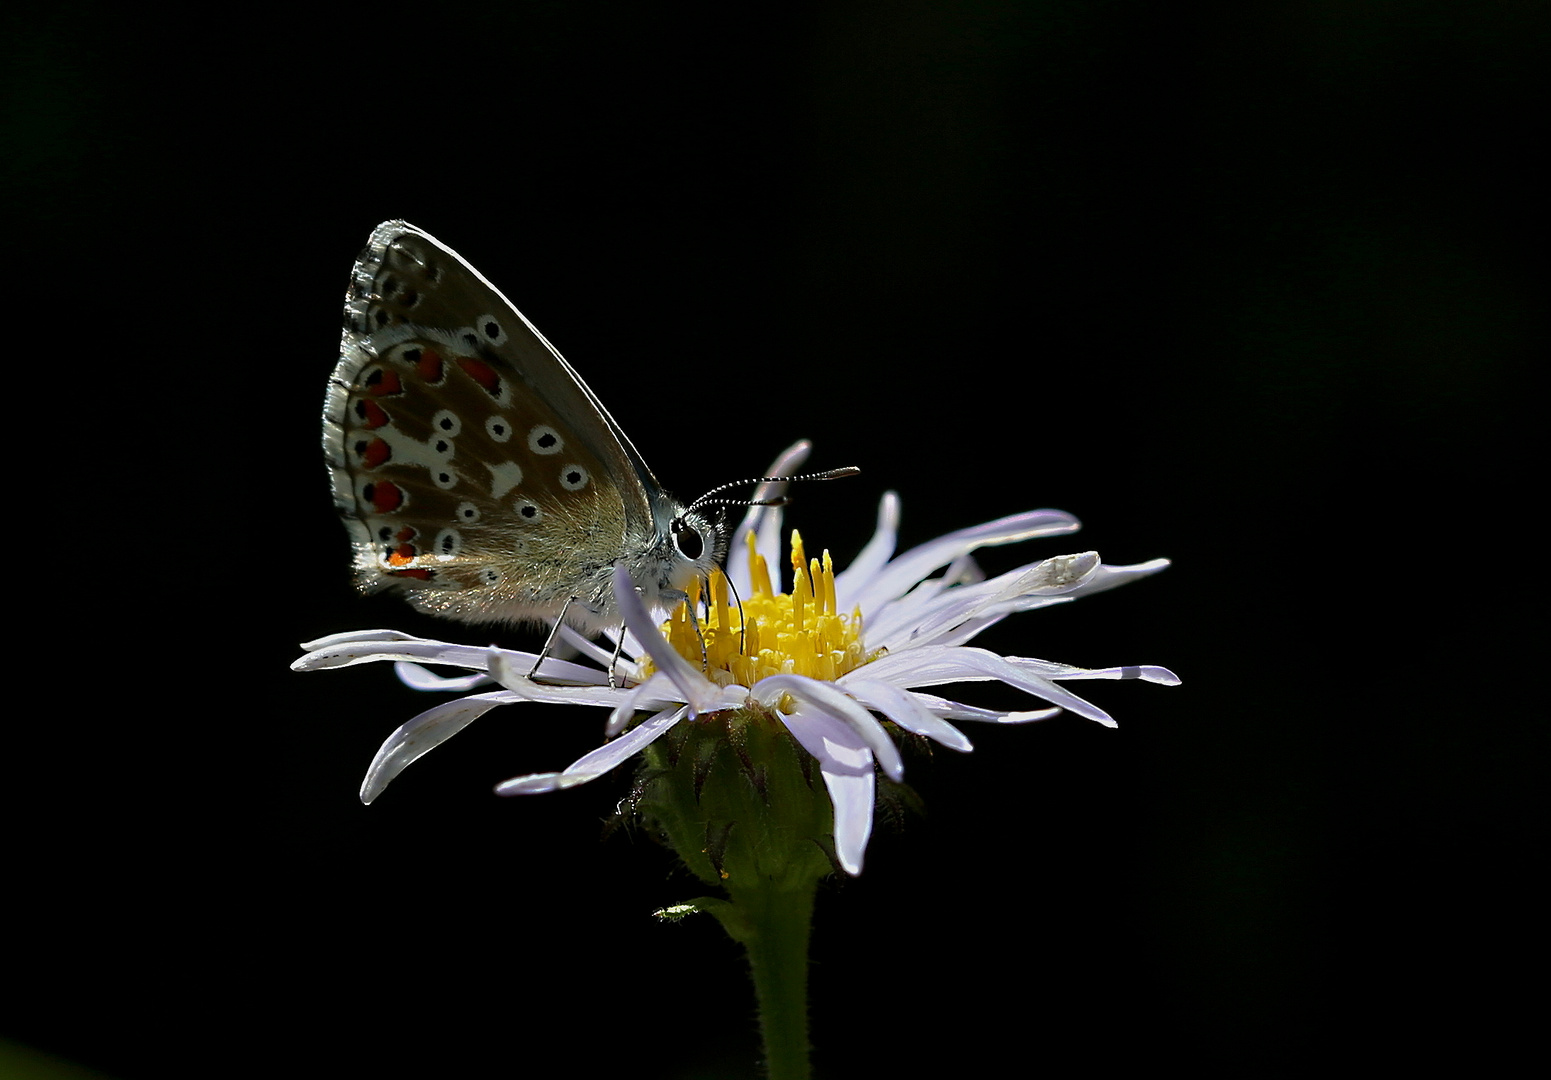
673;518;705;561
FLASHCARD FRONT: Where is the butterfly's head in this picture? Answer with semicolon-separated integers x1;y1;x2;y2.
640;464;862;611
671;506;730;570
633;502;729;613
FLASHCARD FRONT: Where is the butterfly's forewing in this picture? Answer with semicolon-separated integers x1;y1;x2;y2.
325;221;661;627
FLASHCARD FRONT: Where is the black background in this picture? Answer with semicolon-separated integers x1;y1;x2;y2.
6;2;1541;1077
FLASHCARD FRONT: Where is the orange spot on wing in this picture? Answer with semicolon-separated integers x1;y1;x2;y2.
358;400;389;429
362;437;391;467
366;369;402;396
456;357;500;394
389;567;434;581
416;347;444;382
366;481;403;513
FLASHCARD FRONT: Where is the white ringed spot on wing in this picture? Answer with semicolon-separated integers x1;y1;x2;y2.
528;425;563;455
558;464;590;491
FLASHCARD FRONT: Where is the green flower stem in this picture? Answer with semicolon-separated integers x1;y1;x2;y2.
637;708;837;1080
702;882;817;1080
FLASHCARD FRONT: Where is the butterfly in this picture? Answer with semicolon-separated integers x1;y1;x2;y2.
323;220;731;636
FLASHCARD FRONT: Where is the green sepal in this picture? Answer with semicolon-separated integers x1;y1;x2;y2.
627;704;838;893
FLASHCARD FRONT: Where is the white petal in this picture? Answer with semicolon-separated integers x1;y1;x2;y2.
866;552;1100;652
727;440;812;593
904;556;1177;652
753;674;904;781
1068;557;1172;597
831;492;900;605
896;603;1058;652
488;650;614;692
386;655;631;710
840;676;973;752
393;662;493;692
294;635;504;673
1007;657;1182;686
611;563;724;717
779;704;876;876
824;767;875;877
907;690;1063;725
494;705;688;796
605;672;674;737
605;672;741;737
299;628;423;651
558;623;643;683
846;509;1082;619
861;645;1118;727
359;691;517;804
495;771;565;795
771;695;871;771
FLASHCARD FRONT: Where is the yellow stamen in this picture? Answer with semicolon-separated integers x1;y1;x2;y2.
792;555;810;631
746;529;773;598
711;567;730;634
640;528;871;694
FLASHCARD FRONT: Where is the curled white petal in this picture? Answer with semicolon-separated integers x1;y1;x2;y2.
495;771;565;795
867;551;1101;652
726;440;811;596
298;628;424;652
488;650;620;695
294;635;508;673
1069;557;1172;597
360;691;517;804
495;706;688;796
558;624;643;684
1009;657;1182;686
754;674;904;781
779;704;875;876
606;671;679;737
394;662;493;692
612;563;724;717
861;645;1118;727
841;676;973;752
831;492;900;604
605;673;742;737
844;509;1082;619
908;690;1063;725
823;767;875;877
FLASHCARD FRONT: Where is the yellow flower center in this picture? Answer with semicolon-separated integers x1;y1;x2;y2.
648;529;868;689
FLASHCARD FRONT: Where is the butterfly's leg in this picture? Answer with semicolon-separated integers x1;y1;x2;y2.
689;586;710;673
608;630;628;690
722;571;748;656
528;598;577;682
603;584;656;688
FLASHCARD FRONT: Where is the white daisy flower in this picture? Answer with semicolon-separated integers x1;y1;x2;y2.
294;445;1177;876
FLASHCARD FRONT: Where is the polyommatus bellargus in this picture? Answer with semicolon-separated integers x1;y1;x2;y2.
324;220;738;636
